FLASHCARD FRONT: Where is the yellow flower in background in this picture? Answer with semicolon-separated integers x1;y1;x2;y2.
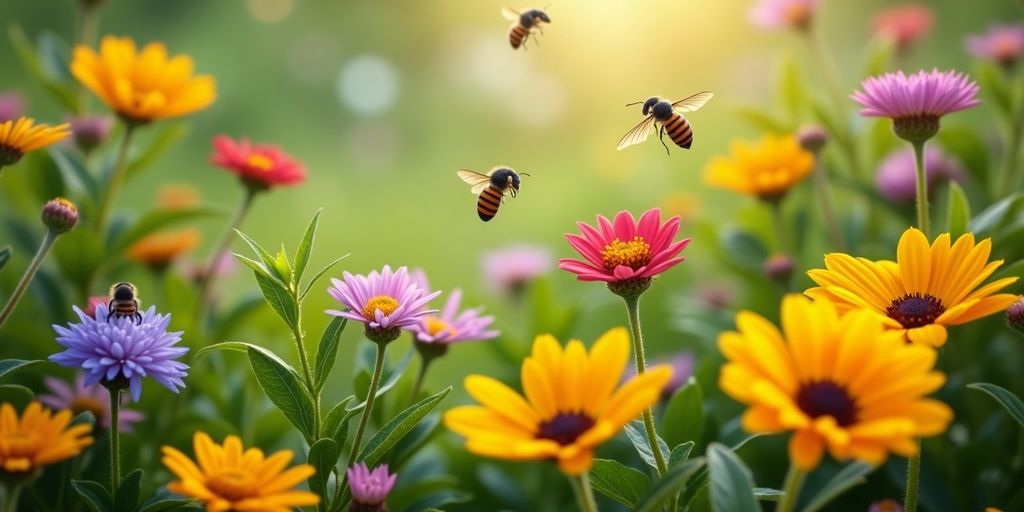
0;117;71;167
444;327;672;475
161;432;319;512
128;229;200;270
703;134;814;199
719;295;952;470
71;36;216;123
807;228;1018;347
0;402;93;474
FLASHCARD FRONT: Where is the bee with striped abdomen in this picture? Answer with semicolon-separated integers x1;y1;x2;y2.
107;282;142;324
617;91;714;155
502;6;551;50
457;167;528;222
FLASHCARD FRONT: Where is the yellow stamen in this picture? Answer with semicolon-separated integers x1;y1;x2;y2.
601;237;650;270
362;295;400;321
424;316;457;338
247;153;273;171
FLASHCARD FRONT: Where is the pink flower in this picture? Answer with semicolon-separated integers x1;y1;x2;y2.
66;115;113;153
559;208;690;296
480;244;553;297
210;135;306;190
875;145;965;204
749;0;819;30
851;69;980;142
966;24;1024;68
872;5;933;52
326;265;440;344
83;295;108;319
39;374;145;431
412;289;499;345
0;92;25;123
346;463;396;509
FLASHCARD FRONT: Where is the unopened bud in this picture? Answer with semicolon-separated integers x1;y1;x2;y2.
41;197;78;234
763;254;795;284
68;115;112;154
1007;296;1024;334
797;125;828;153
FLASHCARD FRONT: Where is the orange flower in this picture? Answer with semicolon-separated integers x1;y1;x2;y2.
0;117;70;168
0;402;93;474
127;229;200;270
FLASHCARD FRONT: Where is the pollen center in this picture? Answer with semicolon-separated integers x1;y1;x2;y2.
362;295;400;321
796;380;858;427
424;316;456;338
601;237;651;271
536;412;595;446
886;293;945;328
206;469;256;502
247;153;274;171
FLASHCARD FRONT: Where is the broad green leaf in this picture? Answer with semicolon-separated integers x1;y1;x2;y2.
0;384;34;409
0;359;42;380
116;469;144;512
125;123;189;178
389;413;442;468
235;229;288;283
800;462;874;512
315;317;347;393
191;341;261;360
624;420;670;470
707;443;758;512
300;255;349;300
357;387;451;466
0;246;9;271
248;347;317;443
968;383;1024;430
72;410;96;427
947;182;970;237
754;488;784;502
681;435;762;507
720;229;769;272
662;378;704;448
589;459;651;508
111;207;221;253
969;192;1023;234
322;396;357;443
293;210;321;285
8;27;78;111
140;496;201;512
252;269;299;330
308;438;340;509
72;480;114;512
49;146;100;201
634;457;707;512
670;441;695;469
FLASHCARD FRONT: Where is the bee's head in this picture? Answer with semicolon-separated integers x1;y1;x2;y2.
533;10;551;23
490;168;521;190
642;97;659;116
111;282;137;300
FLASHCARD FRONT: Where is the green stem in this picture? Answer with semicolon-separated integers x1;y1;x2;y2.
0;230;58;330
2;484;21;512
193;186;256;336
93;123;137;234
108;387;121;500
622;295;668;477
768;200;791;255
904;441;922;512
912;141;930;236
812;158;845;250
347;342;387;464
410;356;432;407
291;302;319;439
777;464;806;512
568;473;599;512
998;114;1023;196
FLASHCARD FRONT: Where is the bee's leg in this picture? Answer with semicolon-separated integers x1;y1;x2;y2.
106;301;115;322
658;125;670;155
134;312;142;324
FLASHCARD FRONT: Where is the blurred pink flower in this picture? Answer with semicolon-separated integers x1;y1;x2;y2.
0;92;25;122
625;352;695;399
868;499;904;512
749;0;819;30
852;69;980;142
875;145;965;204
872;5;933;52
412;289;498;345
210;135;306;190
83;295;109;319
40;374;145;431
480;244;553;296
67;115;113;153
966;24;1024;68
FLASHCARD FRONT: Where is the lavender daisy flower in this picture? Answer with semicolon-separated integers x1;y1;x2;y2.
326;265;440;344
966;24;1024;69
50;305;189;401
347;463;396;511
40;373;145;431
480;244;553;298
412;289;499;346
851;69;980;143
876;145;965;204
749;0;819;31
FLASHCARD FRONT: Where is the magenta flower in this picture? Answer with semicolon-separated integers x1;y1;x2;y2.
347;463;396;510
326;265;440;344
851;69;980;142
966;24;1024;68
40;373;144;431
480;244;553;297
749;0;819;30
0;92;24;123
875;145;965;204
210;135;306;190
412;289;498;345
872;5;933;52
559;208;690;297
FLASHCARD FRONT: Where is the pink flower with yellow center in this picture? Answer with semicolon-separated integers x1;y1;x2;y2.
326;265;440;344
210;135;306;190
412;289;499;345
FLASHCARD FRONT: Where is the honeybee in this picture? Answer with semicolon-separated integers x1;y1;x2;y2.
457;167;529;222
502;6;551;49
107;282;142;324
617;91;714;155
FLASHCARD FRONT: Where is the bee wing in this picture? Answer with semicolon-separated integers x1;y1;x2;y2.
616;116;657;151
457;169;492;195
501;6;520;20
671;91;714;113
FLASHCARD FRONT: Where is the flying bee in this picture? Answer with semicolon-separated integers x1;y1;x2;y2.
107;282;142;324
617;91;714;155
457;167;529;222
502;6;551;49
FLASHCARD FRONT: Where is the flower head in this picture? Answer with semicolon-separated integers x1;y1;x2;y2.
444;328;672;475
50;304;189;401
327;265;440;344
156;184;201;210
0;402;93;475
347;463;397;510
41;197;79;234
851;70;980;143
40;374;145;431
481;244;553;297
720;295;953;469
872;5;934;52
211;135;306;190
869;499;904;512
966;24;1024;68
807;228;1018;348
749;0;818;30
0;92;25;122
412;289;499;346
71;36;216;123
1007;296;1024;334
0;117;71;168
559;208;690;297
763;253;796;285
127;229;200;271
875;145;965;204
625;351;695;399
67;115;112;153
162;432;319;512
703;134;815;200
797;124;828;153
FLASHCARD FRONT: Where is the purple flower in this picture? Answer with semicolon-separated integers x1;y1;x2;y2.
50;305;189;401
346;462;396;508
875;145;965;204
749;0;819;30
0;92;24;122
625;352;695;399
67;115;113;153
411;289;499;345
1007;296;1024;334
40;373;145;431
851;69;980;142
326;265;440;344
966;24;1024;68
480;244;553;297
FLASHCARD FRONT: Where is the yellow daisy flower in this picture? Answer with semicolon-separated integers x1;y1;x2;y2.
0;117;71;168
443;327;672;475
0;401;93;474
161;432;319;512
703;134;815;199
719;295;952;469
807;227;1018;347
71;35;216;123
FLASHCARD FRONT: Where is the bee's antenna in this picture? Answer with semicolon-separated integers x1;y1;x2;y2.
520;172;531;178
624;101;643;107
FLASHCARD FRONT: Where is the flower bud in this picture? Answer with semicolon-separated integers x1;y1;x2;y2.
41;197;79;234
68;115;113;154
763;254;795;285
797;125;828;153
1007;296;1024;334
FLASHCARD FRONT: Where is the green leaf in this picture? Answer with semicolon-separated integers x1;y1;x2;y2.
247;347;317;443
322;396;357;443
589;459;651;508
53;229;105;295
8;27;78;111
234;229;287;283
72;410;97;427
307;438;340;508
0;359;42;380
861;38;894;78
662;378;704;448
357;387;451;466
72;480;114;512
777;56;805;118
271;246;293;284
634;457;707;512
969;192;1024;234
968;383;1024;430
706;443;758;512
192;341;259;360
110;207;222;254
754;488;784;502
116;469;144;512
314;317;347;393
140;496;200;512
670;441;695;469
293;210;321;285
800;462;874;512
0;246;9;271
125;123;189;178
720;228;769;272
0;384;35;408
300;255;349;300
947;182;971;237
624;420;670;471
49;146;100;201
252;269;299;331
389;412;442;468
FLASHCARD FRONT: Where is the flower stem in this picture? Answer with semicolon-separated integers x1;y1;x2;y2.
193;186;256;336
622;295;668;478
998;111;1023;196
768;200;791;255
2;484;21;512
93;123;137;234
777;464;806;512
108;387;121;500
291;302;319;439
0;230;57;330
904;440;922;512
912;140;930;236
348;342;387;464
568;473;599;512
812;159;845;250
410;356;433;407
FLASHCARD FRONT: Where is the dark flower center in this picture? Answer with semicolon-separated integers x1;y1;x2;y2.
795;380;858;427
536;412;595;446
886;293;945;328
